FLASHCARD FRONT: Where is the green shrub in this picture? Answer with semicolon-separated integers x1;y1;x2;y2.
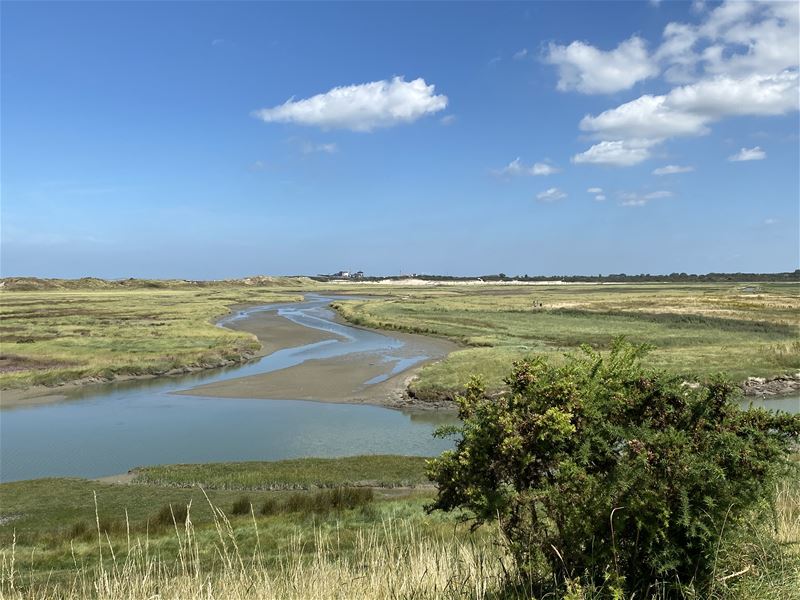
260;497;279;516
281;487;374;515
426;339;800;597
151;503;188;528
230;496;252;516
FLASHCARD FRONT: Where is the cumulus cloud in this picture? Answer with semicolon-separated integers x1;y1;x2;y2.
550;1;799;167
494;158;560;177
545;36;659;94
439;114;457;126
595;194;606;201
587;187;603;193
728;146;766;161
580;71;798;141
657;1;799;83
513;48;529;60
536;187;567;202
620;190;674;207
764;217;778;225
572;139;659;166
653;164;695;175
252;77;448;132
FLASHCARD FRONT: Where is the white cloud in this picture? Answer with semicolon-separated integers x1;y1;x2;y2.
440;114;457;126
575;71;797;166
545;36;659;94
494;158;560;177
579;94;708;140
620;190;674;207
587;187;603;193
653;164;695;175
513;48;528;60
657;1;799;82
764;217;778;225
536;187;567;202
550;1;799;167
572;139;658;166
594;194;606;202
252;77;448;132
728;146;766;161
580;71;798;141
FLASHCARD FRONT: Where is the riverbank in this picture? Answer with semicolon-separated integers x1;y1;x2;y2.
0;287;305;402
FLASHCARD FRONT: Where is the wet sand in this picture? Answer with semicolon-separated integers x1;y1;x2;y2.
223;308;340;357
180;326;458;410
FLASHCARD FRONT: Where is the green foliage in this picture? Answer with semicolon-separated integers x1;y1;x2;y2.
231;496;252;516
426;340;800;597
134;455;430;490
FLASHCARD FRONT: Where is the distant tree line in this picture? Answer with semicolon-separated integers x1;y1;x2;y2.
353;270;800;283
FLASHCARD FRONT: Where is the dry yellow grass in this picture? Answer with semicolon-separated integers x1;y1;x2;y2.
2;480;798;600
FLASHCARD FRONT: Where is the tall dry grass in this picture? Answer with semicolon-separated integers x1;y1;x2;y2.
1;482;797;600
0;493;511;600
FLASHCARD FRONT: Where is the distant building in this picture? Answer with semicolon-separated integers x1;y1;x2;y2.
331;270;365;279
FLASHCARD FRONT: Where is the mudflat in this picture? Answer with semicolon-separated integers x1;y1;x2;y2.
223;307;341;357
180;326;458;409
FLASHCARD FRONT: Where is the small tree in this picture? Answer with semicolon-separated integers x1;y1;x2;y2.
426;340;799;597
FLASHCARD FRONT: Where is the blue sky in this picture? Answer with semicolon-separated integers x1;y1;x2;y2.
2;1;798;278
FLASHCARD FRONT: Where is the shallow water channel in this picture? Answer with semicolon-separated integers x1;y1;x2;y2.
0;295;459;482
1;295;797;482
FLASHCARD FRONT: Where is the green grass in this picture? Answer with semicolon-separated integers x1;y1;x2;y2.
0;286;306;389
133;455;431;490
4;280;798;401
0;458;797;599
332;282;800;399
0;457;452;591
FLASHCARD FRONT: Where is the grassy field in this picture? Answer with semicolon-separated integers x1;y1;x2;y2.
2;279;798;400
0;456;463;593
1;456;797;599
0;281;308;390
331;282;800;400
133;455;431;490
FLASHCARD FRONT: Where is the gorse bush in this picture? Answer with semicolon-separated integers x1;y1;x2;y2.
426;339;800;598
